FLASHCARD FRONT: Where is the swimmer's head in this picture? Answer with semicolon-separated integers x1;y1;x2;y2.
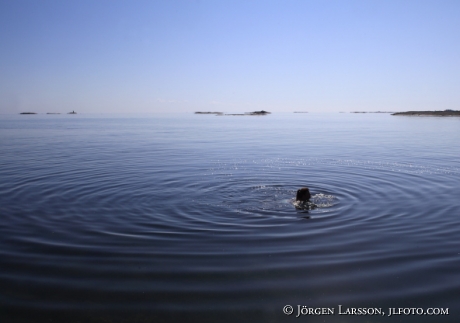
296;187;311;202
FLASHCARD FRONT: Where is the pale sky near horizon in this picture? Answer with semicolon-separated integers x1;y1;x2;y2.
1;0;459;114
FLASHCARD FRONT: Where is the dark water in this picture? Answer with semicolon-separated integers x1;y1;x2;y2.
0;113;459;322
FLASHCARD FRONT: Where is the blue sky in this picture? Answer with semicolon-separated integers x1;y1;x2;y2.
1;0;459;114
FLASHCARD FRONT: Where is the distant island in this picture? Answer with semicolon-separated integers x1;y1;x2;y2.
392;110;460;116
19;112;37;114
294;111;308;113
195;110;270;116
247;110;270;115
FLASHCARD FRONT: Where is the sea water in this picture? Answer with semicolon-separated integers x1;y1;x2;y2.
0;113;459;322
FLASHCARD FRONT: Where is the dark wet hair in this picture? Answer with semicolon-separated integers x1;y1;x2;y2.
296;187;311;201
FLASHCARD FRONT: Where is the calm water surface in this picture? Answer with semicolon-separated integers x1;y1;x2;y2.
0;113;459;322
